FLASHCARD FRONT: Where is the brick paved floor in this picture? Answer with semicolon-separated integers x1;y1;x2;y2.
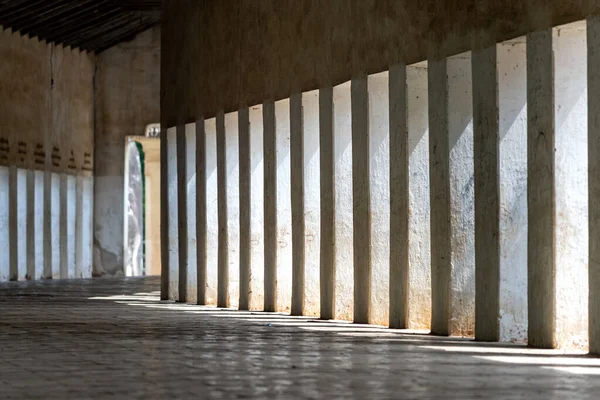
1;277;600;399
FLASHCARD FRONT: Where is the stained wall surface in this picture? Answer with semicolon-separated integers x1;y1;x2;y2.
0;27;94;173
161;0;600;125
94;26;160;276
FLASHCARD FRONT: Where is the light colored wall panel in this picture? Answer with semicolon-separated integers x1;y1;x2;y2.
333;82;354;321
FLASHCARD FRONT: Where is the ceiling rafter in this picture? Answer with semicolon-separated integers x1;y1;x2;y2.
0;0;160;53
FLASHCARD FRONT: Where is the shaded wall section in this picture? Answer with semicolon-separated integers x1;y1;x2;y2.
0;27;94;174
94;26;160;276
161;0;600;124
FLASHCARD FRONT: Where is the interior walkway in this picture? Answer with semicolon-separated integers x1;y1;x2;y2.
1;277;599;399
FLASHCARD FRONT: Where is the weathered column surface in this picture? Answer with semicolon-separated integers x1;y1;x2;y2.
160;125;170;300
9;165;18;281
177;124;188;303
185;123;198;304
196;119;207;304
428;59;451;336
59;173;68;280
589;15;600;355
389;64;409;329
238;108;251;310
290;93;305;316
527;29;555;349
351;77;372;324
217;113;229;308
473;45;500;342
263;101;277;312
320;87;335;320
26;170;35;280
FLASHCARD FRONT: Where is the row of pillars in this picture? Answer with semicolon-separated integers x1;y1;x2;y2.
0;167;93;281
162;19;600;351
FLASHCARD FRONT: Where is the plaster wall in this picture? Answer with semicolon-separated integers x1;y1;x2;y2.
249;106;265;311
81;177;94;278
498;38;528;343
205;118;219;305
145;150;161;277
167;127;178;300
0;167;8;281
275;100;293;313
34;170;45;280
50;173;60;279
302;90;321;317
16;169;27;280
369;72;391;326
554;23;589;349
67;175;76;278
225;114;240;308
161;0;600;125
0;28;93;172
185;124;198;303
94;26;160;276
333;82;354;321
407;63;432;330
448;53;476;337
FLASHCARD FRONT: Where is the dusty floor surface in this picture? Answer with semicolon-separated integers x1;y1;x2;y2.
1;277;599;399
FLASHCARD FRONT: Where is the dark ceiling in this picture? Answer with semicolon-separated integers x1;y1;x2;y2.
0;0;161;53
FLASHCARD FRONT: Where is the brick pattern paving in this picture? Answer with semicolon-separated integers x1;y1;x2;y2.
1;277;599;399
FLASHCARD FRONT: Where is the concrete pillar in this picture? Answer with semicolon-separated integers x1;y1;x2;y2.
320;87;335;320
290;93;306;316
75;175;84;278
407;63;432;330
205;118;219;305
1;167;10;281
27;170;35;280
51;173;60;279
448;54;475;337
351;76;372;324
553;23;588;350
589;15;600;354
177;123;188;303
216;112;229;308
59;173;68;279
185;123;198;304
303;90;321;317
333;82;354;321
74;174;93;279
429;59;451;335
369;72;390;326
67;175;76;279
498;38;528;343
160;125;169;299
428;54;475;336
389;64;409;329
249;106;265;311
473;45;500;341
43;171;52;279
17;169;27;280
527;29;555;348
263;101;277;312
167;127;179;301
196;119;207;304
9;165;18;280
34;171;45;280
83;175;93;278
275;99;293;313
225;113;240;309
238;108;251;310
